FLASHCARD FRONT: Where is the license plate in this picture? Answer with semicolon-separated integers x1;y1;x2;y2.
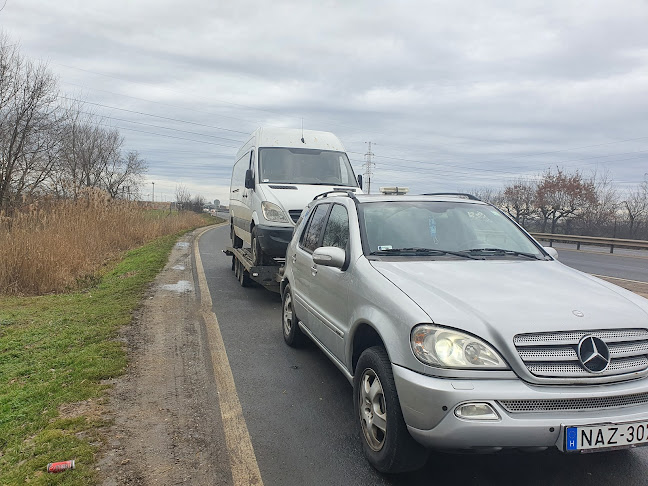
565;422;648;451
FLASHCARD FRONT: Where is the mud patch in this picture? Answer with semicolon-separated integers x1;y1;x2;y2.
58;398;105;421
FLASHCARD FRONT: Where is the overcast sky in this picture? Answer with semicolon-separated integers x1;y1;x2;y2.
2;0;648;203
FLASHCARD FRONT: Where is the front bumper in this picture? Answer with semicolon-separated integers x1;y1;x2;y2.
255;224;294;258
393;364;648;451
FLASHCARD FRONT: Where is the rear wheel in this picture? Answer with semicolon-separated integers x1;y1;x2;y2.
231;223;243;248
237;259;252;287
354;346;428;473
282;285;307;347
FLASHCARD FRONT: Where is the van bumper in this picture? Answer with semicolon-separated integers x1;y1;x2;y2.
256;225;294;258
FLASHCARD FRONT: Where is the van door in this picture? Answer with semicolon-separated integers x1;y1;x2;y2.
240;149;255;243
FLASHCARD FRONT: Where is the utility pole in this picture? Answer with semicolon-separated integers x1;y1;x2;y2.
363;142;375;194
152;182;155;203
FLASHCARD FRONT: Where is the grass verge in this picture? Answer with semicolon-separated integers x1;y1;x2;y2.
0;226;214;484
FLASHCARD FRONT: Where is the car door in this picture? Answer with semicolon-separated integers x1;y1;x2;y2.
309;203;351;360
291;203;330;338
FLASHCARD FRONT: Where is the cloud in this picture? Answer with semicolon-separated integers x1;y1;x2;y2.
2;0;648;200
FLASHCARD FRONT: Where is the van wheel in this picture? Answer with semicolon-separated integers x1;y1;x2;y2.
231;224;243;248
282;285;307;347
251;227;268;266
354;346;428;473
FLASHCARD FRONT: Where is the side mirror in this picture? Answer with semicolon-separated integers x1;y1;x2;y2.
312;247;346;269
544;247;558;260
357;174;363;189
244;169;255;189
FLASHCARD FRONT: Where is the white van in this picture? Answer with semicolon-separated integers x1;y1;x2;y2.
229;128;362;265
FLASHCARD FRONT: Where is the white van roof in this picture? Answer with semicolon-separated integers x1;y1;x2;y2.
255;128;346;152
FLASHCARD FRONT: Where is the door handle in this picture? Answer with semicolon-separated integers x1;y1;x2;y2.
291;254;296;264
311;265;318;275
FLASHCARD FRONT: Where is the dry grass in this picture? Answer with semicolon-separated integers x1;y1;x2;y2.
0;189;208;295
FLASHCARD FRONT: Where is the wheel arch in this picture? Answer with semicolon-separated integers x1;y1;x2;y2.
351;322;388;375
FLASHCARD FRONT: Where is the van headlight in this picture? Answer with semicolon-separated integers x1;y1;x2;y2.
261;202;290;223
411;325;508;369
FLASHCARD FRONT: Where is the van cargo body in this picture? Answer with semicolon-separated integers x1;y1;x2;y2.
229;128;361;265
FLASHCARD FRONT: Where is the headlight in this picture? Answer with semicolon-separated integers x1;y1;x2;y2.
411;325;508;369
261;202;290;223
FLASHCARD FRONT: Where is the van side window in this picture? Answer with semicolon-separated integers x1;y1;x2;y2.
322;204;349;249
300;203;330;252
249;150;255;174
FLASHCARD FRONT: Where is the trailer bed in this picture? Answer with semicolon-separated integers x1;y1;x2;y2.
224;247;282;292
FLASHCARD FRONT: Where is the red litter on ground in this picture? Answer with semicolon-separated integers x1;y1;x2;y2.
47;460;75;473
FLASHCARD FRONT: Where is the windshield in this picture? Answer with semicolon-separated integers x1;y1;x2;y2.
259;147;358;186
360;201;544;258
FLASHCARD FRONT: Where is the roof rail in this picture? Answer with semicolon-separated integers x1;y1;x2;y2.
312;190;359;201
422;192;481;201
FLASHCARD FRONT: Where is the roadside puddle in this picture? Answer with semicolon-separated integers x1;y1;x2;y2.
161;280;193;293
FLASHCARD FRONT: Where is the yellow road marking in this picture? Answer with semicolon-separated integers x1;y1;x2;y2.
194;225;264;486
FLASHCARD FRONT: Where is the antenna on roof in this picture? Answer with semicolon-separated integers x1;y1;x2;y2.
301;118;305;143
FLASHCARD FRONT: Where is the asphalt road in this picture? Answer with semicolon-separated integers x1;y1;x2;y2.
199;225;648;486
550;245;648;283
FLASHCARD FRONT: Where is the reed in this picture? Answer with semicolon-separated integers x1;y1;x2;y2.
0;190;208;295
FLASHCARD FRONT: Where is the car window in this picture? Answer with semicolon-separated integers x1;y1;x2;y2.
322;204;349;249
300;203;330;252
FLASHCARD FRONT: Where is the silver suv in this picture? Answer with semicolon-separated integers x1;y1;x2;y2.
280;192;648;473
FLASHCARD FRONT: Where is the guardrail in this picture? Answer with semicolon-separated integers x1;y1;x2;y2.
530;233;648;254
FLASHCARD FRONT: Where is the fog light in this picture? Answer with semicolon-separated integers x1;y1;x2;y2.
454;402;500;421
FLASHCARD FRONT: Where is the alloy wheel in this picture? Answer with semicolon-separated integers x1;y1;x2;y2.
359;368;387;452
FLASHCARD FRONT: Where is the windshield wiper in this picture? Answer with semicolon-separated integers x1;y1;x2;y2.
370;248;481;259
463;248;544;260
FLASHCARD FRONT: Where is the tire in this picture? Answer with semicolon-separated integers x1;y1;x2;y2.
237;260;252;287
354;346;428;473
251;226;268;266
231;223;243;248
282;284;308;347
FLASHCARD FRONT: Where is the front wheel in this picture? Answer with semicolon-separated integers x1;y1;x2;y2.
354;346;428;473
251;227;269;265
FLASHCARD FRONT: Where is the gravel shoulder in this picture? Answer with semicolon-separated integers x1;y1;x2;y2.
98;228;233;485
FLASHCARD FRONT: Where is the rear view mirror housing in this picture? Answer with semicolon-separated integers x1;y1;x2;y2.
313;247;346;269
245;169;255;189
544;247;558;260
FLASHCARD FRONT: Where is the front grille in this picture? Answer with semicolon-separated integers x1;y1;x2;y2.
288;210;302;223
499;391;648;413
514;329;648;380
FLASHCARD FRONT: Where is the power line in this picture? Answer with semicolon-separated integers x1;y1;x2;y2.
58;95;250;134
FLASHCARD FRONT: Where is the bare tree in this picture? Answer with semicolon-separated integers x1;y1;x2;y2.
500;179;536;227
175;184;192;210
103;150;147;198
535;168;597;234
0;35;60;209
577;169;619;236
624;178;648;238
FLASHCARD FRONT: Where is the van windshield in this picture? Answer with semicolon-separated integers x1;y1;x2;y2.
259;148;357;186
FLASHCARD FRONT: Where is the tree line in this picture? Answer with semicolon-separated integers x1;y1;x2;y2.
0;34;146;212
474;168;648;239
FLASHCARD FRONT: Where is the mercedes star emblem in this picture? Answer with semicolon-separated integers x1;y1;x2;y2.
577;336;611;373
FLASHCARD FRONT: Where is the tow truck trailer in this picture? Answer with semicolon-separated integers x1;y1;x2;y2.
223;247;283;293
